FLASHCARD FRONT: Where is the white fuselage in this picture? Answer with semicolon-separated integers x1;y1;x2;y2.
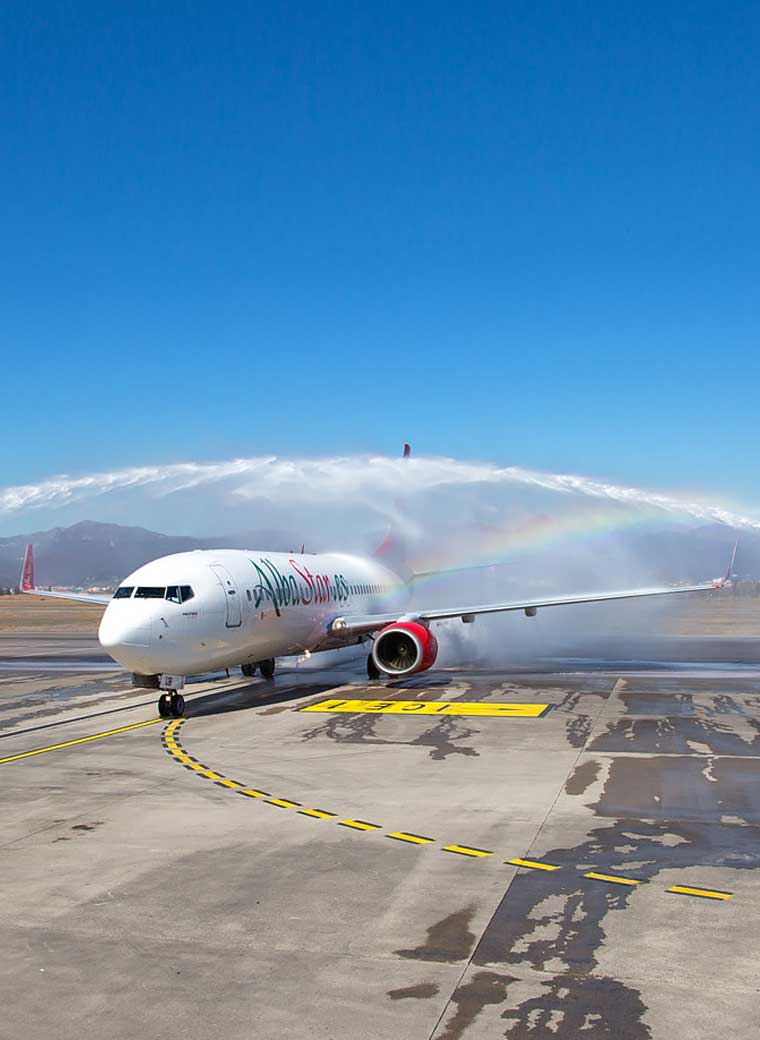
98;549;406;676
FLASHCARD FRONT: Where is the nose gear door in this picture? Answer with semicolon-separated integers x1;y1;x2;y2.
209;564;243;627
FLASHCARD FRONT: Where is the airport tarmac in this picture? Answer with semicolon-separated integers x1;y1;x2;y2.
1;633;760;1039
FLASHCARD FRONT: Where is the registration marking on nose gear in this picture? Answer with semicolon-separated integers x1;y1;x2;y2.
299;699;550;718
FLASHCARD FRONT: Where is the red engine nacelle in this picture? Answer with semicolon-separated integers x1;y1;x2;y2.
372;621;438;677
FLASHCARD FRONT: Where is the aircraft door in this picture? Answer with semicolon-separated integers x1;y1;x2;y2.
209;564;243;627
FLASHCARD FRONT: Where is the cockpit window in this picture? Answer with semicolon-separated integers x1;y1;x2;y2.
135;586;166;599
113;586;134;599
165;586;181;603
180;585;194;603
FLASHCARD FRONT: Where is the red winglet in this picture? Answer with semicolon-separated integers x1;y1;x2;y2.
402;443;411;458
21;544;35;591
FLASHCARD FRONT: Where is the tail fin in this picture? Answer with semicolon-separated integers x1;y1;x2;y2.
21;544;35;592
372;443;411;575
712;539;738;588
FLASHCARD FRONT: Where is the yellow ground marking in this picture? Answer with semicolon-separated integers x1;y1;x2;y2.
507;857;561;872
668;885;733;900
161;723;735;903
584;871;640;886
443;844;492;858
175;755;195;764
0;717;163;765
301;699;549;718
387;832;435;845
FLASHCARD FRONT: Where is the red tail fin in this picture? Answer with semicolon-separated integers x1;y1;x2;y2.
21;544;35;591
372;444;411;573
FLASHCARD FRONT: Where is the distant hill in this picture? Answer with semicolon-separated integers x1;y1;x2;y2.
0;520;296;588
0;518;758;590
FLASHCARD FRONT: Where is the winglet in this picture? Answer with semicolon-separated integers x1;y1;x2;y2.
713;539;738;588
21;544;35;592
402;443;411;458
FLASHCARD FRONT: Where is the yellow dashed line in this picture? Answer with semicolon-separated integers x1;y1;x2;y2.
668;885;733;901
584;871;640;887
443;844;492;858
387;832;435;845
161;722;734;903
507;857;561;872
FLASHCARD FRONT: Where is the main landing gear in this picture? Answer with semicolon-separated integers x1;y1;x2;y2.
367;654;381;680
241;659;276;680
258;658;276;680
158;691;185;718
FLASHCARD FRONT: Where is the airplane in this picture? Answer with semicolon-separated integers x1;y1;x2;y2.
18;447;737;719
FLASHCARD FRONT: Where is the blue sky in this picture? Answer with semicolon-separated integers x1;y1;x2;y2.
2;2;759;509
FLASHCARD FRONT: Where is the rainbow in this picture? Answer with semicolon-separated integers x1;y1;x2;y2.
408;501;694;584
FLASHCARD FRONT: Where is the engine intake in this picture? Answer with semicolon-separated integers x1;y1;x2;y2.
372;621;438;677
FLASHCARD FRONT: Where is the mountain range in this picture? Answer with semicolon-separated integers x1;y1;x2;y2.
0;520;294;588
1;518;758;590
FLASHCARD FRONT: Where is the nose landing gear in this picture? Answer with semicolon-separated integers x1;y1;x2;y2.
158;691;185;718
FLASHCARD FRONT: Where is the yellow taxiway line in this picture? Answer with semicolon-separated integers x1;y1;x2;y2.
161;718;735;904
0;717;162;765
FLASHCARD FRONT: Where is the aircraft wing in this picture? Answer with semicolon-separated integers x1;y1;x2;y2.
18;544;111;606
330;545;736;638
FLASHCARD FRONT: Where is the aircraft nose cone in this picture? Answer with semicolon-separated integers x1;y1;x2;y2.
99;605;154;670
99;611;152;649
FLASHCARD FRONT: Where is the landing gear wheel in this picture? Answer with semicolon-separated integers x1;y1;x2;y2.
367;654;381;680
241;663;257;678
258;658;275;680
158;693;171;718
170;692;185;717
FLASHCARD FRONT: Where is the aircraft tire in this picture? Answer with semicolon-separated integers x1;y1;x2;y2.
367;654;381;680
258;658;275;680
170;692;185;717
158;694;171;718
241;663;257;677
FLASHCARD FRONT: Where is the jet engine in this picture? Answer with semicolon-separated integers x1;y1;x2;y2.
372;621;438;676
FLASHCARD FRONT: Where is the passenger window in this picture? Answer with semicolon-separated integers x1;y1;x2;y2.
246;589;252;601
180;585;195;603
166;586;181;603
113;586;134;599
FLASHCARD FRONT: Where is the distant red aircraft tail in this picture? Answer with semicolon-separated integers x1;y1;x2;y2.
21;544;35;591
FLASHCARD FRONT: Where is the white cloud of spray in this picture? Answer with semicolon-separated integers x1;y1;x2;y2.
2;453;759;530
1;452;749;663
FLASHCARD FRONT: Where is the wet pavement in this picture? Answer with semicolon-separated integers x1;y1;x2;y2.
1;638;759;1038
